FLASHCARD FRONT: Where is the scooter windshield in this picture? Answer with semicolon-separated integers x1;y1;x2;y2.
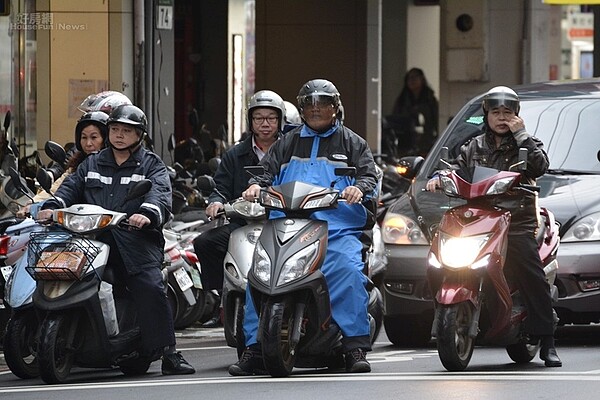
456;166;501;184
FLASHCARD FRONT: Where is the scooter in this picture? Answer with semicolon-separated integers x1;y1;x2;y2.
12;168;159;384
221;196;266;356
247;168;383;377
426;148;559;371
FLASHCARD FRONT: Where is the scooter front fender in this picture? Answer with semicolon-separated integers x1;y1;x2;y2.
435;280;479;306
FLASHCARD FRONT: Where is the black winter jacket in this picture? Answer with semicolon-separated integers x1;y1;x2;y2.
452;127;549;235
42;146;172;274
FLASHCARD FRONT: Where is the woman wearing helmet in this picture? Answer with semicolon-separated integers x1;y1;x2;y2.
233;79;379;375
426;85;561;367
17;111;109;216
193;90;284;327
38;104;195;375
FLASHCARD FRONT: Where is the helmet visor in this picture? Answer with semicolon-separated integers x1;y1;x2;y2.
298;94;335;109
484;96;519;114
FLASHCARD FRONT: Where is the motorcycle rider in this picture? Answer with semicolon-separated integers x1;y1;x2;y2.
230;79;378;375
193;90;284;327
37;104;196;375
426;86;561;367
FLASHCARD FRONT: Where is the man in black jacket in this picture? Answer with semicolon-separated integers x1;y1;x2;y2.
193;90;284;326
38;104;195;375
426;86;561;367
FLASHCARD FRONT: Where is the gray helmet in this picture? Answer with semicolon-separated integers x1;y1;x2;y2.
247;90;286;132
75;111;109;152
296;79;341;111
482;86;520;115
78;91;132;115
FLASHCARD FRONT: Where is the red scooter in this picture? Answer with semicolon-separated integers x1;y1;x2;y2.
426;150;559;371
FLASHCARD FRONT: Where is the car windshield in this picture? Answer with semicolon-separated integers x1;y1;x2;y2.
438;98;600;174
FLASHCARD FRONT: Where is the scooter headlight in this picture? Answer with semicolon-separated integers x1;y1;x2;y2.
439;232;491;269
56;211;113;233
440;175;459;196
252;242;271;284
485;177;516;195
277;241;321;286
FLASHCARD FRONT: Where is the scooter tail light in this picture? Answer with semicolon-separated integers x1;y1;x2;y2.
0;236;9;256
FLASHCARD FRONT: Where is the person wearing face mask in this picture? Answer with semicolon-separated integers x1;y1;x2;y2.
228;79;379;376
426;86;561;368
37;104;195;375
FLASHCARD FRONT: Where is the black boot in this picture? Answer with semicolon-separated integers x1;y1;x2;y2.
539;336;562;367
228;345;267;376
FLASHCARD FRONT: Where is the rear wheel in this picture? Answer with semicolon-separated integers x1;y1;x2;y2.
435;302;475;371
173;287;206;329
38;314;77;384
261;298;297;377
368;287;384;345
166;282;181;324
506;341;539;364
3;310;39;379
234;300;246;359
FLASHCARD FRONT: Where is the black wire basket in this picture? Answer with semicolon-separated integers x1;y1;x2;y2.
26;231;102;281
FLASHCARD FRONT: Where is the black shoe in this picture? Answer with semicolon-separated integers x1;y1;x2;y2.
201;316;222;328
540;346;562;367
228;347;267;376
162;352;196;375
344;348;371;373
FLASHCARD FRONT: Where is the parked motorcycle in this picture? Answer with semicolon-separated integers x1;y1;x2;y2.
247;168;383;377
14;171;158;384
426;149;559;371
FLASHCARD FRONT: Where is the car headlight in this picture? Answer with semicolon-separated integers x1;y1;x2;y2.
439;232;491;269
252;242;271;284
381;212;429;245
56;212;113;233
277;241;320;286
561;212;600;242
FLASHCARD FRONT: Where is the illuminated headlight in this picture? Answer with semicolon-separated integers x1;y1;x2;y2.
381;212;429;245
440;176;458;196
277;241;320;286
485;177;515;195
439;232;491;269
260;191;283;209
304;193;337;209
58;212;113;232
252;242;271;284
562;212;600;242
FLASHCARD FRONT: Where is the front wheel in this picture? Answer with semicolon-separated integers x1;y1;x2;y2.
261;298;297;377
435;302;475;371
3;310;40;379
37;313;77;384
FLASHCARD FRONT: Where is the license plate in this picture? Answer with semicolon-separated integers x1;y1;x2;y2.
173;267;193;291
1;265;13;281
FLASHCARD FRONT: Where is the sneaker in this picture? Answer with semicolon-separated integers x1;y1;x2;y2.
345;348;371;373
228;347;267;376
161;352;196;375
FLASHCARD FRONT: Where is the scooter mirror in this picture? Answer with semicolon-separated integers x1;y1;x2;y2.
334;167;356;177
244;165;265;178
167;133;176;152
36;167;54;194
196;175;216;193
125;179;152;201
438;147;449;170
2;110;10;133
9;167;34;202
44;140;67;167
518;147;528;171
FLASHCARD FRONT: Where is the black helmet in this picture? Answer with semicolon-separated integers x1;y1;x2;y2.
108;104;148;133
247;90;286;132
78;91;132;115
482;86;520;115
75;111;109;152
296;79;341;110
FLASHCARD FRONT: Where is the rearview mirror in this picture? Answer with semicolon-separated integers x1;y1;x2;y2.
44;141;67;167
3;110;10;133
438;147;449;170
36;167;54;194
125;179;152;201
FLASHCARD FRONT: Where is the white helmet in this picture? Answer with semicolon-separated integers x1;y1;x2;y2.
482;86;520;115
283;101;301;125
247;90;286;132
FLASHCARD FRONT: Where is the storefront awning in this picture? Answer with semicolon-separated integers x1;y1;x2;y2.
544;1;600;4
